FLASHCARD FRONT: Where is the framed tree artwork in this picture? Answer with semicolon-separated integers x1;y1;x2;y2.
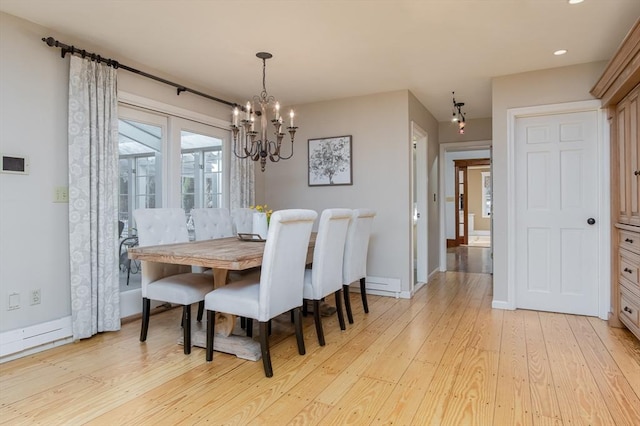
307;135;352;186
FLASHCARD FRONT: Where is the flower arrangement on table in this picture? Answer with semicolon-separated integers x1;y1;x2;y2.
250;204;273;224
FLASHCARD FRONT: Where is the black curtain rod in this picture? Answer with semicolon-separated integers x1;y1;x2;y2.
42;36;239;109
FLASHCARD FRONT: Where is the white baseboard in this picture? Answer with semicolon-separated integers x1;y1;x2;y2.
0;316;73;362
428;268;440;281
491;300;514;310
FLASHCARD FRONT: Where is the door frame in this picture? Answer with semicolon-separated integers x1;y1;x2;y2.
454;158;491;246
410;122;428;294
506;100;610;319
439;140;492;271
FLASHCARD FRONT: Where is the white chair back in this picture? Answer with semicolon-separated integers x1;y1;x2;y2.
258;209;317;321
307;209;352;300
133;208;189;247
191;208;234;240
342;208;376;284
231;208;254;234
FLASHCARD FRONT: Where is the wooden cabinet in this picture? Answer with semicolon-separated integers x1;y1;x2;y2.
591;19;640;340
617;225;640;336
616;85;640;226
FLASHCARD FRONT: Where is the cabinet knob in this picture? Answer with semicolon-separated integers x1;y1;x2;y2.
625;238;634;243
624;306;633;314
624;267;633;273
635;170;640;176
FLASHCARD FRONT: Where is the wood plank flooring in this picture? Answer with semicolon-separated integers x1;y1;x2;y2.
1;271;639;425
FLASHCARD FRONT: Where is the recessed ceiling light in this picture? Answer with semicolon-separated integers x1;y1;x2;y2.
554;49;568;56
568;0;584;4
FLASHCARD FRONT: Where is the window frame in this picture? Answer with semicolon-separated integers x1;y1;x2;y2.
118;93;231;214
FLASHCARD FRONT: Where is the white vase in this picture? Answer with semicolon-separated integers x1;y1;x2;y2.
252;212;268;240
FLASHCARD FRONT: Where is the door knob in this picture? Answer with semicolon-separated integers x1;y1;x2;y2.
587;218;596;225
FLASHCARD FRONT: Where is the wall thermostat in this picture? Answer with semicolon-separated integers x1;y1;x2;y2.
1;154;29;175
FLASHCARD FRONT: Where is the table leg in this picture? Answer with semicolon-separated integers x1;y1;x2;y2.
212;268;236;337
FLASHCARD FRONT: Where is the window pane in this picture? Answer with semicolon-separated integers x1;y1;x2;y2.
118;115;163;292
180;130;222;214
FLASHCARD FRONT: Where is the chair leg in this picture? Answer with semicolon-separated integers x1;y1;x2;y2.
293;307;306;355
126;259;132;286
335;290;346;330
259;322;273;378
206;310;215;361
241;317;246;329
183;305;191;355
246;318;253;337
302;299;308;316
360;277;369;313
140;297;151;342
313;300;325;346
343;285;354;324
197;301;204;322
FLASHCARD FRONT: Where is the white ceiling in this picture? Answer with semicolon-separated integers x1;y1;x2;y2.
1;0;639;121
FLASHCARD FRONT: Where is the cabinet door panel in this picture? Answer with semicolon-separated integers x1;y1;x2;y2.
616;84;640;226
630;89;639;225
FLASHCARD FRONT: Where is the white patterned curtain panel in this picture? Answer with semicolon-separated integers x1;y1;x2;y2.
68;55;120;339
230;152;255;209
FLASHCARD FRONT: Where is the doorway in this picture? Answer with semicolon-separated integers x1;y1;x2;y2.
411;122;428;292
438;141;493;273
453;158;491;247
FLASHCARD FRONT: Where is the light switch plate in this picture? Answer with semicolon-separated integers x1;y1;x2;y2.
54;186;69;203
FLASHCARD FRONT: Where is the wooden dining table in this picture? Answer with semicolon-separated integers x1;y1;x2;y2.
127;234;316;360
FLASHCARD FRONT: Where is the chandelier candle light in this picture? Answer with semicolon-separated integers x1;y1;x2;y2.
231;52;297;172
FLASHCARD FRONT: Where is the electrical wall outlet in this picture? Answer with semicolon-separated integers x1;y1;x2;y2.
8;292;20;310
54;186;69;203
31;289;41;305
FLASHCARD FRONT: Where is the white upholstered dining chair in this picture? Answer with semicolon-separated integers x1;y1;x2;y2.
231;207;254;235
191;208;234;240
190;207;235;276
342;208;376;324
133;208;214;354
205;209;317;377
303;208;352;346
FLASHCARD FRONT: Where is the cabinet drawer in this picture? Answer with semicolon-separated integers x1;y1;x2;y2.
620;288;640;328
619;248;640;288
619;229;640;255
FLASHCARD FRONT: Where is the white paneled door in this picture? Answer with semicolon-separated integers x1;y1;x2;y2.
515;111;599;316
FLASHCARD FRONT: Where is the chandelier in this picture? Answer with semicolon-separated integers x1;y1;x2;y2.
451;92;466;134
231;52;297;172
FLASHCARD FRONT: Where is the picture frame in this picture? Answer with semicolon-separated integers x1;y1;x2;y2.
307;135;353;186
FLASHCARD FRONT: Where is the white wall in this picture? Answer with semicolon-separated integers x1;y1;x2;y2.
0;13;71;332
409;92;441;276
0;12;240;334
491;61;607;305
261;90;439;294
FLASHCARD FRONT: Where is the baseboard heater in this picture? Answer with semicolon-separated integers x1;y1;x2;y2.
351;276;400;296
0;316;72;360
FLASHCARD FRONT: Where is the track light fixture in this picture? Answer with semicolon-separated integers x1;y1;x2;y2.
451;92;466;134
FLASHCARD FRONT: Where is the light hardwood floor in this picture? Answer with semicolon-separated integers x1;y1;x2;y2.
1;272;639;425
